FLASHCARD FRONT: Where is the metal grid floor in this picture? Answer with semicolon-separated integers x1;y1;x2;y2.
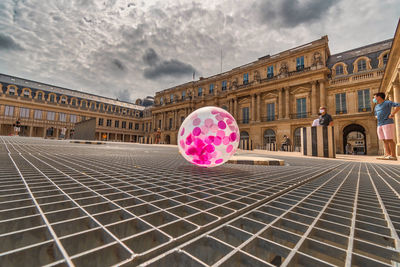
0;137;399;267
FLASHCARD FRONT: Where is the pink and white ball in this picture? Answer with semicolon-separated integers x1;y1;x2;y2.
178;106;240;167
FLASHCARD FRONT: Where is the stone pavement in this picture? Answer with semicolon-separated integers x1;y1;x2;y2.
0;137;399;266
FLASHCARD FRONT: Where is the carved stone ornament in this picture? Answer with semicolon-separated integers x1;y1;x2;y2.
312;52;323;66
279;62;289;75
254;70;261;81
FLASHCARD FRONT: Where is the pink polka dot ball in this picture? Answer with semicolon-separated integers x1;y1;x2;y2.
178;106;240;167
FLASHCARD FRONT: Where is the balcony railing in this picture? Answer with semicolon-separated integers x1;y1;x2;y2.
261;115;279;122
289;112;311;119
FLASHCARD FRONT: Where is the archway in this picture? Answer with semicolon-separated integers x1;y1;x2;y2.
343;124;367;155
263;129;276;145
240;131;250;150
165;135;171;144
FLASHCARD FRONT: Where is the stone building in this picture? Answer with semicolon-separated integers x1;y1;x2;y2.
380;19;400;157
148;36;392;155
0;74;149;142
1;23;399;156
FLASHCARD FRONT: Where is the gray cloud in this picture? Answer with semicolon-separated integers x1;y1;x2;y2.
256;0;338;28
143;48;196;79
112;59;125;71
0;0;398;101
0;33;23;51
142;48;159;66
116;88;131;102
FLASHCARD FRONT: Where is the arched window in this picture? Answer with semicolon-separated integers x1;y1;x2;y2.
357;59;366;72
37;92;43;100
383;53;389;65
90;102;96;110
23;90;30;98
335;65;343;75
9;87;15;95
61;96;67;104
263;129;276;144
81;101;87;108
49;94;55;102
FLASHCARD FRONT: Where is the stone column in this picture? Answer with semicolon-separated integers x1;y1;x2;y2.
234;97;238;119
29;126;33;137
251;94;255;122
256;93;261;122
393;83;400;157
278;88;283;119
285;87;290;119
228;99;232;114
311;81;317;116
319;80;326;108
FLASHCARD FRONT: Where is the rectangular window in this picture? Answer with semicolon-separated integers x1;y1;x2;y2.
160;97;163;104
243;73;249;84
169;118;173;129
267;66;274;78
47;111;55;121
170;94;174;102
182;91;186;99
61;97;67;104
149;122;152;131
98;118;104;126
59;113;67;122
296;98;307;118
9;88;15;95
106;119;112;127
20;108;30;118
222;80;227;91
122;121;126;128
129;122;133;129
198;87;203;96
115;120;119;128
267;103;275;121
335;93;347;114
158;120;161;128
37;93;43;100
242;107;249;124
142;123;144;131
24;90;30;98
296;56;305;71
71;115;77;123
358;89;371;112
34;110;42;119
145;123;148;132
209;84;214;94
135;123;139;130
5;105;14;116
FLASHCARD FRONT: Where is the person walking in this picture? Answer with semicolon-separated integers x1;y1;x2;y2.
373;92;400;160
318;107;333;127
14;118;21;136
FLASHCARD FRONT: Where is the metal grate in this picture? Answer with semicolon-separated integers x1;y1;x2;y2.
0;137;399;267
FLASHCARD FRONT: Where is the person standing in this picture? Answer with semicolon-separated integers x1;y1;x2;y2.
14;118;21;136
318;107;333;127
60;127;67;139
373;92;400;160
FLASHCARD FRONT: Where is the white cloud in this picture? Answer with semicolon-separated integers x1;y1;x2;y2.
0;0;398;102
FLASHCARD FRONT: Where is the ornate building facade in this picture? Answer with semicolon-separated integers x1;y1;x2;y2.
1;29;398;156
0;74;150;142
148;36;393;155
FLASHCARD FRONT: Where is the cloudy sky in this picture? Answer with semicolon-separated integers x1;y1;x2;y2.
0;0;399;102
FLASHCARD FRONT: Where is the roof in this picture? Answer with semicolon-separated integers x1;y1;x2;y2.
0;73;145;110
327;39;392;70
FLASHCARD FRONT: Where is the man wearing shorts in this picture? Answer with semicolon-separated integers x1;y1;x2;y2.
374;92;400;160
